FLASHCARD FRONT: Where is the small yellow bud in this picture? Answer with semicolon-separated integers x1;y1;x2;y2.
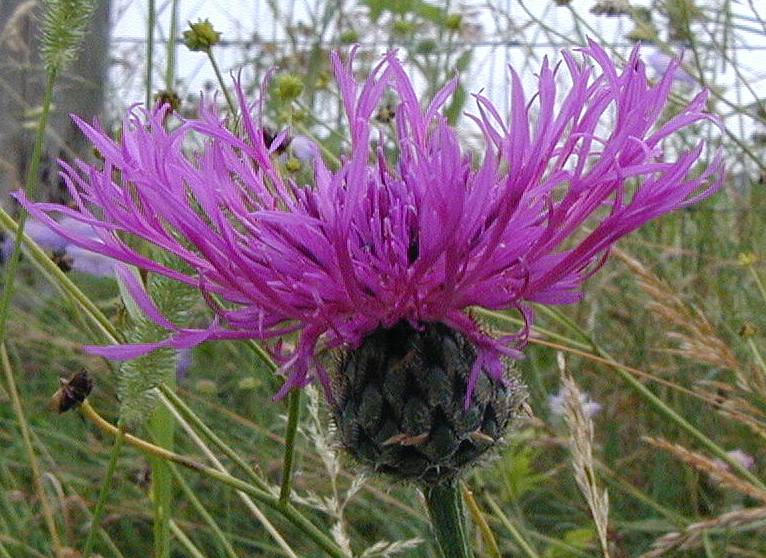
194;379;218;395
238;377;261;390
739;323;757;338
285;157;302;173
738;252;758;266
183;19;221;52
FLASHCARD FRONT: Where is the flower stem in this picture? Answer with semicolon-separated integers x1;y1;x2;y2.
81;424;125;558
207;50;237;116
279;388;302;505
146;0;155;108
149;382;175;558
165;0;179;90
0;69;56;351
424;481;474;558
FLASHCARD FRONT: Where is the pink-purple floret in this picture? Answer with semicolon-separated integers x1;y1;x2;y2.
14;40;723;403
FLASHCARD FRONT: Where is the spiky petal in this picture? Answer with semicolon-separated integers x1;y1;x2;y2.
15;41;723;400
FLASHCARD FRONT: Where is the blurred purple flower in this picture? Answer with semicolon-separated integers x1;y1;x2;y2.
15;41;723;401
714;449;756;472
548;388;602;418
289;135;319;162
176;348;193;381
646;49;696;85
1;217;115;278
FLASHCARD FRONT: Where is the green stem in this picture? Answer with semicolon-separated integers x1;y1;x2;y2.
0;69;56;350
747;338;766;380
149;371;176;558
166;0;179;90
748;265;766;306
146;0;155;108
292;122;341;167
207;50;237;115
279;389;302;505
423;481;474;558
82;425;125;558
460;483;500;558
0;344;62;556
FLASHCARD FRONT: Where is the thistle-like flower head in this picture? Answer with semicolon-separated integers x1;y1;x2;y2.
16;41;723;403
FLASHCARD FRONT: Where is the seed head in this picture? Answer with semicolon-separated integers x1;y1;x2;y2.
183;19;221;52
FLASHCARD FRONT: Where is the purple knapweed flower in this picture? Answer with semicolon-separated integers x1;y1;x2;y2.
1;217;116;277
646;48;696;86
15;41;723;404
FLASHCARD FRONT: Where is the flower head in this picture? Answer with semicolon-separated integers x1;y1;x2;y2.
16;41;723;403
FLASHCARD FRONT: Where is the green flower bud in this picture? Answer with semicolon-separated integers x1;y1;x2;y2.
154;89;181;112
392;20;415;35
739;323;757;338
275;74;304;101
416;39;437;55
183;19;221;52
340;29;359;44
445;14;462;31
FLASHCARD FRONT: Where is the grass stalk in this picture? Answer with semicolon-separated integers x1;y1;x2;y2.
166;0;179;90
157;392;299;558
146;0;155;108
78;400;349;557
0;69;56;350
168;520;208;558
170;464;240;558
157;384;269;490
279;388;302;505
81;424;125;558
484;495;540;558
460;483;501;558
0;343;62;556
538;306;766;492
149;371;176;558
0;206;120;343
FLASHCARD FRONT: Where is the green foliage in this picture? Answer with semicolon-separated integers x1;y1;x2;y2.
39;0;96;73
